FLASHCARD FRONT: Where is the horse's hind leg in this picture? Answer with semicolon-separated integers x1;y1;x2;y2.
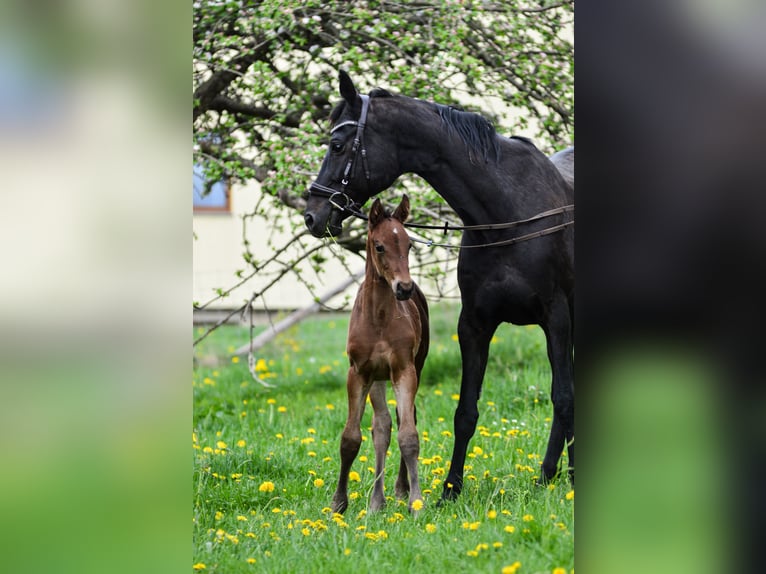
368;380;391;512
332;369;369;514
539;293;575;483
392;364;423;512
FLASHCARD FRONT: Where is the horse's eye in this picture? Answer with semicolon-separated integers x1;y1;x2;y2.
375;244;385;253
331;141;344;153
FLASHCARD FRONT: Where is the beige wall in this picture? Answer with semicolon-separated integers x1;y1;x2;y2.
193;178;363;311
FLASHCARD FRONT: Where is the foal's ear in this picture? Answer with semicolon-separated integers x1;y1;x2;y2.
392;194;410;224
368;198;385;228
339;70;360;109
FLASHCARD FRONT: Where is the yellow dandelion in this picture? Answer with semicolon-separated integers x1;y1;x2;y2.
522;514;534;522
504;525;516;533
467;550;479;557
451;393;460;400
258;481;275;493
236;515;248;521
301;527;311;536
493;542;503;548
553;568;567;574
192;563;206;571
277;406;287;413
266;398;276;404
246;558;256;565
487;509;497;519
451;334;459;341
319;365;332;374
214;511;223;520
411;499;423;511
237;439;246;447
313;478;325;488
502;562;522;574
565;489;574;500
326;403;335;410
425;523;437;533
216;441;227;449
231;356;240;363
343;548;351;556
349;471;361;482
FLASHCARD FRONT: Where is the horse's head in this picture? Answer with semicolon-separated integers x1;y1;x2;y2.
304;70;399;238
367;195;413;301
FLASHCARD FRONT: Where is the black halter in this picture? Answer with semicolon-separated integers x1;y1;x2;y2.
308;94;370;217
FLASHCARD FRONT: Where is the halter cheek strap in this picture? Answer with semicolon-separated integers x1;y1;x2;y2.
309;94;371;214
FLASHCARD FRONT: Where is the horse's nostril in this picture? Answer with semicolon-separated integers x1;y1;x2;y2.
304;213;314;229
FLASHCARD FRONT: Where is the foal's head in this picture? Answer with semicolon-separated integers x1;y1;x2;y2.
367;195;414;301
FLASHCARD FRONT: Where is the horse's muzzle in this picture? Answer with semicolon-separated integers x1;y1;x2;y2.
303;209;343;238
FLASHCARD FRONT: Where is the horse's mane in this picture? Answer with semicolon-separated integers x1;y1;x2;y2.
437;104;501;163
329;87;501;163
329;88;393;125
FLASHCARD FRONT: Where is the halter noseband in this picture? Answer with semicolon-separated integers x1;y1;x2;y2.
308;94;371;217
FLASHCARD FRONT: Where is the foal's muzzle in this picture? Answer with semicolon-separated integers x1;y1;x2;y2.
395;281;414;301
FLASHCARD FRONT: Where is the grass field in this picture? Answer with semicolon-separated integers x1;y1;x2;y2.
193;304;573;573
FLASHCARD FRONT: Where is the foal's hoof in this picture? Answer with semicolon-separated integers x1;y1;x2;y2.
394;483;410;500
409;499;424;514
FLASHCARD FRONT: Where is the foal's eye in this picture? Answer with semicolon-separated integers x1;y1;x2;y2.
330;141;344;153
375;244;385;253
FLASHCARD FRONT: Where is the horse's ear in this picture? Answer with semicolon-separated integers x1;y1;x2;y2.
368;198;385;228
339;70;360;108
392;194;410;224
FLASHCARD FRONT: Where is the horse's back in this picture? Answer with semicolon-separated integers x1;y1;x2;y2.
549;146;574;190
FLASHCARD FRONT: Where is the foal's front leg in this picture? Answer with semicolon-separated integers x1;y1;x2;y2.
368;380;391;511
332;369;369;514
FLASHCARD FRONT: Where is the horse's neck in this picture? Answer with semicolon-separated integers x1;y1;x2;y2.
395;109;506;225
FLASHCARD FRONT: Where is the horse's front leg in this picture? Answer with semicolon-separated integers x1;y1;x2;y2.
368;379;391;512
332;368;370;514
441;309;497;502
392;363;423;512
539;293;574;483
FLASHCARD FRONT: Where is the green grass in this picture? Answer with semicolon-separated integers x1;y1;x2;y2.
193;304;573;573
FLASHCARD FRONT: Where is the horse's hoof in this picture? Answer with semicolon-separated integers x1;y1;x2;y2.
331;495;348;515
437;484;461;506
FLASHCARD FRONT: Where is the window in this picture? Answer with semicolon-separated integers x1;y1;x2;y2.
193;163;230;212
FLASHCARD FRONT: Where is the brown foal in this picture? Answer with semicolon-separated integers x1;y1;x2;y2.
331;195;430;514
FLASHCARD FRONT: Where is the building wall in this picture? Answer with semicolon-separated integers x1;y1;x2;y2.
193;178;364;312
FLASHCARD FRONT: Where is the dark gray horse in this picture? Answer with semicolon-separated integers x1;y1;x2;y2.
304;71;574;501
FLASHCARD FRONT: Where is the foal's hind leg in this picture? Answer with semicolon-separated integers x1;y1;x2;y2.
332;369;370;514
368;380;391;512
539;293;574;483
392;364;423;512
393;405;416;500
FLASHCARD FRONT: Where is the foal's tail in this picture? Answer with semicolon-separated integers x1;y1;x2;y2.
412;282;430;383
